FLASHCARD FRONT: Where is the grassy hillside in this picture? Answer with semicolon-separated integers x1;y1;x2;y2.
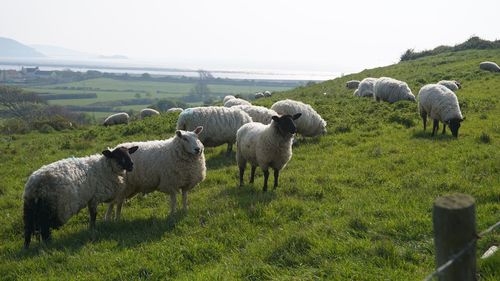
0;49;499;280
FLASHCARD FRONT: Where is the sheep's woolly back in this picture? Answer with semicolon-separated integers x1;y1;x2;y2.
264;91;272;97
346;80;360;89
236;121;293;172
114;134;206;200
479;61;500;72
140;108;160;119
23;154;125;224
418;84;463;122
437;80;460;92
224;98;251;107
353;77;377;97
271;99;326;137
103;112;129;126
223;95;236;104
254;93;264;99
166;107;183;113
374;77;416;103
176;106;252;147
232;105;277;124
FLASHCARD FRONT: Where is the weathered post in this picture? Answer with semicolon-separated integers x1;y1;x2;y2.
433;193;476;281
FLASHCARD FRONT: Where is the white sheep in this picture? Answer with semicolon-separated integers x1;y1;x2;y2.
373;77;416;103
271;99;326;137
418;84;464;137
166;107;184;113
264;90;272;97
346;80;360;89
232;105;278;124
223;95;236;104
236;114;301;191
224;98;252;107
353;77;377;97
176;106;252;153
479;61;500;72
103;112;129;126
254;92;264;99
140;108;160;119
105;127;206;219
23;146;138;248
437;80;461;92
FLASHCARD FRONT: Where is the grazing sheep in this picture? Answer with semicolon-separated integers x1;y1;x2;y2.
254;92;264;99
223;95;236;104
479;61;500;72
346;80;360;89
176;106;252;153
224;98;252;107
418;84;464;137
140;108;160;119
353;77;377;97
271;99;326;137
166;107;184;113
23;146;138;248
105;127;206;219
374;77;416;103
236;114;301;191
103;112;129;126
264;90;272;97
437;80;461;92
232;105;278;124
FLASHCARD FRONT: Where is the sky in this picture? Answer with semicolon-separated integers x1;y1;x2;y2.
1;0;499;73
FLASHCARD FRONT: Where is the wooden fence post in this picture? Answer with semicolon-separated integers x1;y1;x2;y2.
433;193;477;281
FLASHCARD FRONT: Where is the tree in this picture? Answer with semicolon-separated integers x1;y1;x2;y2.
189;70;213;100
0;86;46;119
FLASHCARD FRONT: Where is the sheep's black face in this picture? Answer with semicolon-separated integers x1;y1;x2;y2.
448;118;463;138
272;113;302;136
103;146;138;171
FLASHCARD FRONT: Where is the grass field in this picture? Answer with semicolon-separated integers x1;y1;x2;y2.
1;49;499;280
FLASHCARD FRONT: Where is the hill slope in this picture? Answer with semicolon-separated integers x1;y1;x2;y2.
0;49;498;280
0;37;45;58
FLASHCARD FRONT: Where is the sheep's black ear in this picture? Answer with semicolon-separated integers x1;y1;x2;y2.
128;146;139;154
292;113;302;120
272;116;280;122
176;130;182;138
193;126;203;135
102;149;113;158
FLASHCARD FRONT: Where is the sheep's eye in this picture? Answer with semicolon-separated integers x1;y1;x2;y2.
182;137;188;141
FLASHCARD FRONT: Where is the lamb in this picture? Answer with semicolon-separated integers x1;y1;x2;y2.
236;114;301;191
254;92;264;99
176;106;252;153
264;90;272;97
224;97;252;107
103;112;129;126
418;84;464;137
140;108;160;119
23;146;138;248
166;107;184;113
353;77;377;97
223;95;236;104
437;80;461;92
479;61;500;72
346;80;360;89
105;127;206;220
373;77;416;103
271;99;326;137
232;105;278;124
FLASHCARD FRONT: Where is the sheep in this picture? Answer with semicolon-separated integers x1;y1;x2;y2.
23;146;138;248
353;77;377;97
254;92;264;99
140;108;160;119
373;77;416;103
479;61;500;72
346;80;360;89
271;99;326;137
437;80;461;92
166;107;184;113
232;105;278;124
223;95;236;104
176;106;252;154
236;114;302;191
103;112;129;126
104;127;206;220
264;90;272;97
418;84;464;137
224;97;252;107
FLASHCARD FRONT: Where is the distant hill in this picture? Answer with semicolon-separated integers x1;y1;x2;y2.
0;37;45;57
98;54;128;59
29;44;95;59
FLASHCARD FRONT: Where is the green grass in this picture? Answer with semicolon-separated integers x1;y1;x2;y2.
1;49;499;280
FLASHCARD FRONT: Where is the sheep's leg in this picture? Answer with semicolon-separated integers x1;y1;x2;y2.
249;165;257;184
420;111;427;131
432;119;439;136
273;169;280;189
104;204;114;221
115;201;123;221
182;190;188;211
442;123;446;134
238;161;246;187
40;224;51;244
88;201;97;229
169;193;177;215
263;169;269;192
226;143;233;155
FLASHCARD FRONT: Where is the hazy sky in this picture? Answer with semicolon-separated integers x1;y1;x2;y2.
1;0;499;73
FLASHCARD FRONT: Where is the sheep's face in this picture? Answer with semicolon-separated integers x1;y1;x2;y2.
102;146;138;172
176;126;204;156
272;113;302;136
455;81;462;89
448;118;463;138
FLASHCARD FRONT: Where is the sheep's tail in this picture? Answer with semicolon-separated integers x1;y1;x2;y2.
23;197;57;249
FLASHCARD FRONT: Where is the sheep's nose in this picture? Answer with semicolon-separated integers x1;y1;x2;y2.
194;148;201;154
